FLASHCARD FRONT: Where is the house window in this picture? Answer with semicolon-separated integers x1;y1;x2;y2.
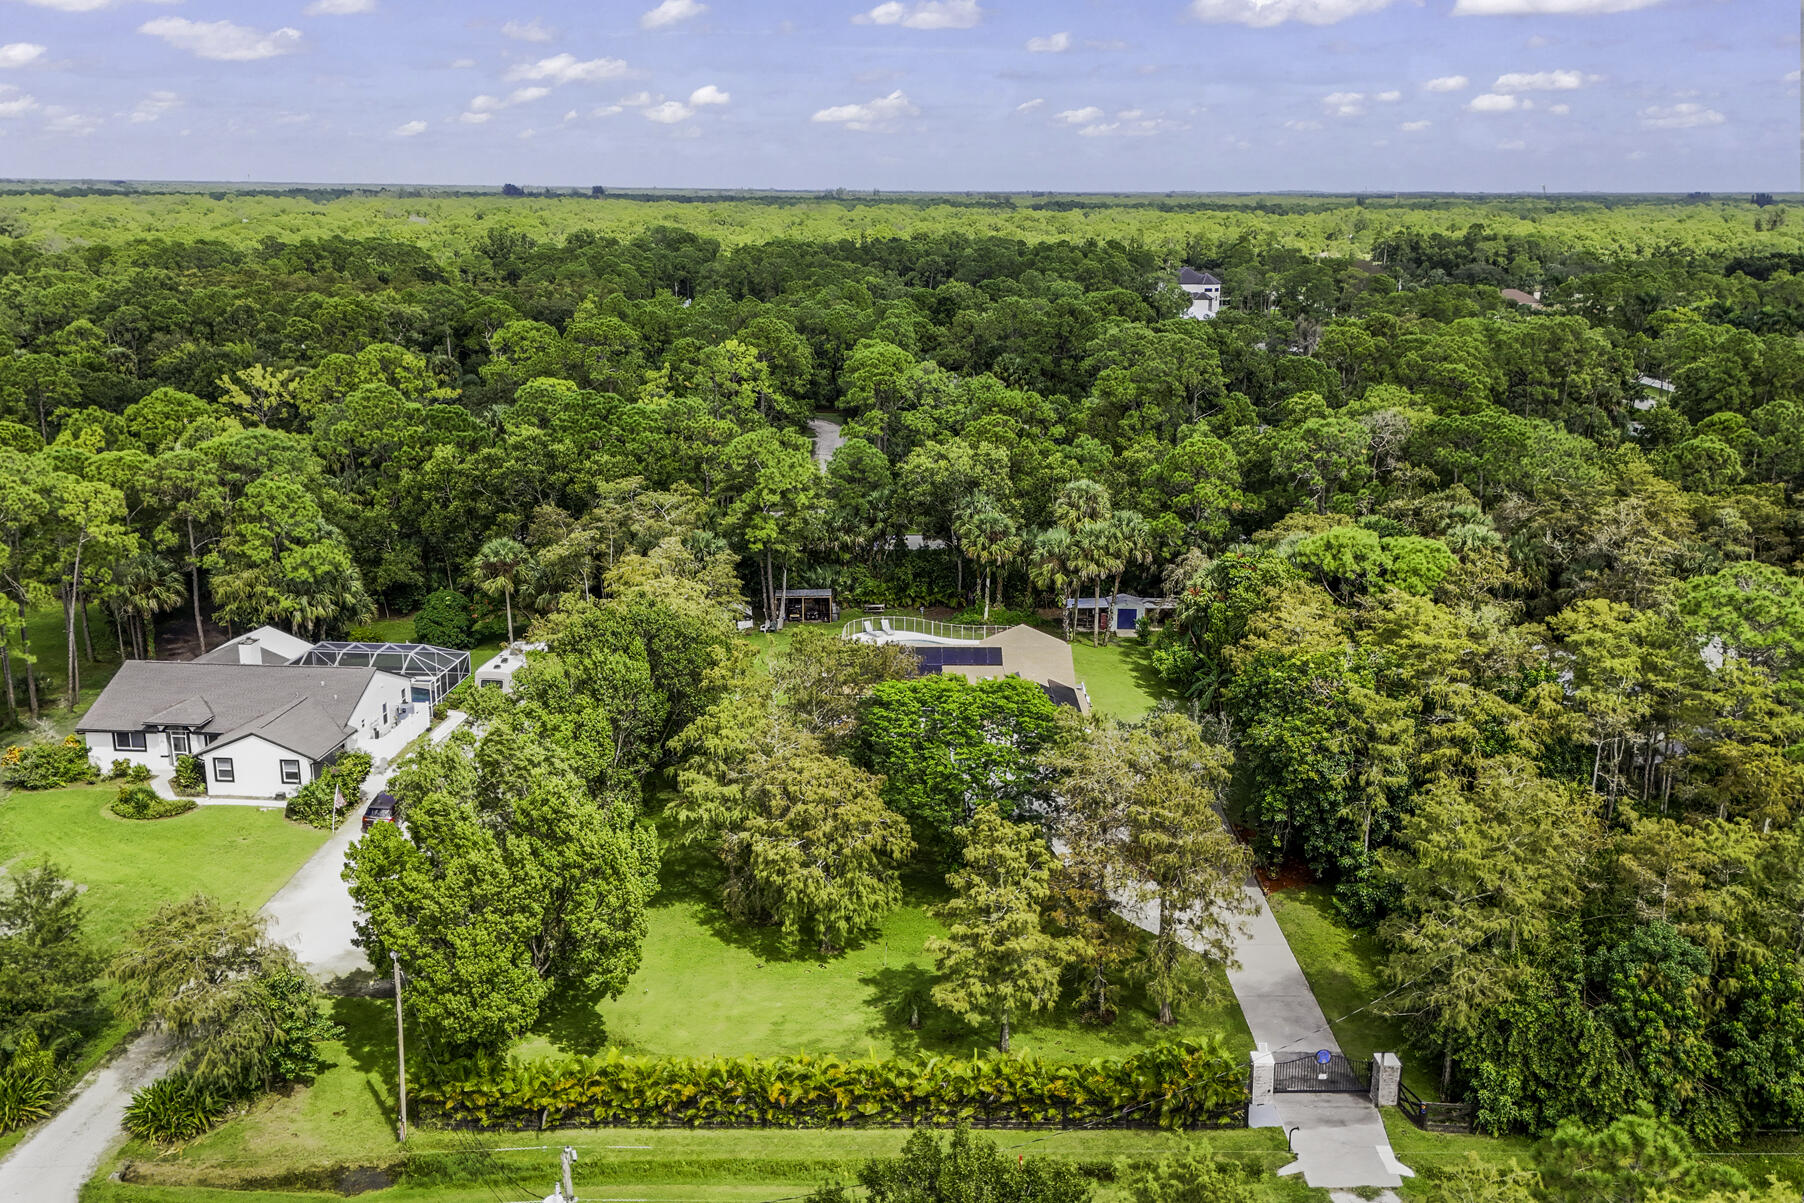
213;758;234;783
481;678;502;689
382;703;388;725
112;731;147;752
280;759;301;785
170;731;190;755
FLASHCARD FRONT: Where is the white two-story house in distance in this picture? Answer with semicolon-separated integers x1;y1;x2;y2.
1178;266;1223;319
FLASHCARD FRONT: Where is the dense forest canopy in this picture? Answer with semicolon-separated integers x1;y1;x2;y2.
4;190;1804;1144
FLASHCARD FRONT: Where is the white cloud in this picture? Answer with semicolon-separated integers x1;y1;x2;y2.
689;83;729;106
1016;97;1044;112
1078;123;1118;136
1400;119;1431;130
43;105;98;135
619;91;655;107
1079;112;1186;137
1785;69;1801;83
811;88;919;130
1423;74;1468;92
591;104;622;117
1056;105;1104;124
138;18;301;61
1498;138;1526;149
640;0;706;28
469;94;503;112
1548;102;1570;114
394;119;427;136
1189;0;1396;26
0;85;38;118
500;18;553;42
854;0;982;29
0;43;46;69
1467;92;1521;112
507;86;550;105
450;58;476;68
644;99;692;123
1455;0;1659;11
1639;102;1724;129
1376;90;1400;102
1026;31;1070;52
1493;68;1590;91
507;54;631;84
457;111;491;124
1323;90;1365;117
1282;118;1323;130
129;89;179;123
304;0;375;14
563;109;576;121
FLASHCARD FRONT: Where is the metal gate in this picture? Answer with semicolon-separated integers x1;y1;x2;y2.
1274;1052;1368;1093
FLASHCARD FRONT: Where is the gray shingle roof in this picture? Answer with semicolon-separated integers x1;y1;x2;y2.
1178;267;1221;286
77;661;382;759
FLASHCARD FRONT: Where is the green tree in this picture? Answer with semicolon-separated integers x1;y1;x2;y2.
1536;1113;1744;1203
111;896;338;1095
0;862;104;1062
927;808;1069;1052
810;1125;1089;1203
412;588;474;649
469;536;533;645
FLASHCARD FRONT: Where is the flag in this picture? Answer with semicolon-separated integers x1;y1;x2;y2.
333;783;345;813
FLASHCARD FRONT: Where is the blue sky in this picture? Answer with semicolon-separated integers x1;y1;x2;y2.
0;0;1795;191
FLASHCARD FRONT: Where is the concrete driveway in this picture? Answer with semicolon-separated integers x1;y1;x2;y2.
0;807;371;1203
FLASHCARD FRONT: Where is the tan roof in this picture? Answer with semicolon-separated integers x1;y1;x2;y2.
933;625;1088;713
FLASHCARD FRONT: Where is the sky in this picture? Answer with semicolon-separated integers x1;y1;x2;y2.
0;0;1795;192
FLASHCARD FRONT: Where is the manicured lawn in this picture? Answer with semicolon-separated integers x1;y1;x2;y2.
529;838;1252;1062
0;786;328;948
1069;637;1173;721
1266;884;1442;1102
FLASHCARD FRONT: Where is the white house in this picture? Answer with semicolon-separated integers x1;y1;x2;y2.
1178;267;1223;319
76;625;460;798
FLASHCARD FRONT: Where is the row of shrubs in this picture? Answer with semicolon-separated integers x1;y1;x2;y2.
415;1041;1247;1132
0;1036;56;1135
283;751;374;829
111;784;197;821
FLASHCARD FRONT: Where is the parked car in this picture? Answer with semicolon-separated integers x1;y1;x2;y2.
362;792;399;833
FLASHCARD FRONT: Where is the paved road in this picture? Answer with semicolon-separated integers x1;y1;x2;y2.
808;414;844;467
0;810;372;1202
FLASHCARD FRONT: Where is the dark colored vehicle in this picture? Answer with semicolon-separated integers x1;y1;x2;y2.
362;792;400;833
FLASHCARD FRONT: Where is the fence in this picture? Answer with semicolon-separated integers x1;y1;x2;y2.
840;615;1011;642
1396;1081;1477;1134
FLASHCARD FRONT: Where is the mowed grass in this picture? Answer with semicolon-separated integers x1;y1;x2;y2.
0;786;328;948
1069;637;1173;721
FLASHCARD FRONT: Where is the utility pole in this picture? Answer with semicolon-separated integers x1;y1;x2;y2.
560;1146;578;1201
391;951;408;1143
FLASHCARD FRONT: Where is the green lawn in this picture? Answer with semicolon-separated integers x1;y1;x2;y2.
1069;637;1172;721
362;614;505;680
0;786;328;948
1265;885;1442;1102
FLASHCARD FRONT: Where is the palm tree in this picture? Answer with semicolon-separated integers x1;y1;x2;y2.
953;497;1022;623
1105;510;1155;643
470;537;534;645
108;550;185;660
1029;527;1077;643
1053;481;1118;646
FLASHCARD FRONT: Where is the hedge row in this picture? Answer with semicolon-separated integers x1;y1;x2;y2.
415;1040;1247;1132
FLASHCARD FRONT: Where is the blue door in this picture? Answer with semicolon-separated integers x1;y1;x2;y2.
1116;607;1138;630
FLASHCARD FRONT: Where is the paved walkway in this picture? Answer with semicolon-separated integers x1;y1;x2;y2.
808;414;844;467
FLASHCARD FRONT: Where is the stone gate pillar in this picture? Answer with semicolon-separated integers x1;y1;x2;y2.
1370;1051;1401;1107
1248;1043;1277;1126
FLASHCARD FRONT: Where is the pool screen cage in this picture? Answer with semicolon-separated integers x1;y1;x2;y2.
299;642;471;704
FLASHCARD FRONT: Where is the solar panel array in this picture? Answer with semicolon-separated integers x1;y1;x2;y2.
913;646;1004;673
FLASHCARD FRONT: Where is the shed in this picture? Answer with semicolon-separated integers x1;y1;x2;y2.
775;588;838;623
473;641;546;693
1067;593;1175;636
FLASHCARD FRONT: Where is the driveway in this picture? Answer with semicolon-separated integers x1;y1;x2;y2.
0;808;372;1203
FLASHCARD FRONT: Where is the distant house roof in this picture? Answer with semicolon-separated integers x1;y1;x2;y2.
1500;287;1543;309
1068;593;1173;611
1178;267;1222;286
192;625;315;666
77;661;385;760
775;588;834;599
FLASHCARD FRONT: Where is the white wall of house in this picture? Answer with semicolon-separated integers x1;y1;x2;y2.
203;733;320;798
343;671;414;745
1182;284;1221;319
85;730;169;776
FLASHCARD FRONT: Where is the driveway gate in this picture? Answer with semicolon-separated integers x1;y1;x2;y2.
1273;1051;1368;1093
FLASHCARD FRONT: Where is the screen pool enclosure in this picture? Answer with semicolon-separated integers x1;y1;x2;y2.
298;641;471;704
